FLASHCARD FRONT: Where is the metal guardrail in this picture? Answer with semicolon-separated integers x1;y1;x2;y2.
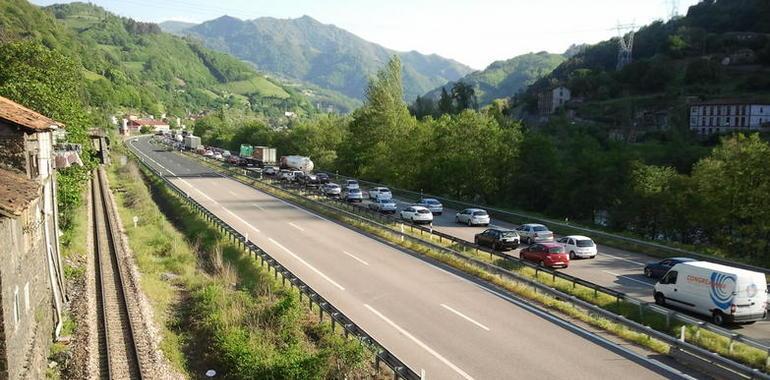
126;145;421;380
322;171;770;276
205;164;770;379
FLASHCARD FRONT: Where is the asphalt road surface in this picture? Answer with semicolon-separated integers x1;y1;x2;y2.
128;136;692;379
351;195;770;344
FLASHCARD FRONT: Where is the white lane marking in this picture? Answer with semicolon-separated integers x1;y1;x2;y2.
253;204;265;211
440;304;490;331
602;271;654;287
273;197;332;222
228;190;239;197
342;250;369;266
268;238;345;291
364;304;475;380
288;222;305;232
223;207;261;233
131;141;175;175
600;252;646;266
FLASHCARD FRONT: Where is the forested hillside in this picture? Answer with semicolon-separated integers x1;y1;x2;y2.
420;52;565;107
1;1;314;120
517;0;770;124
173;15;473;102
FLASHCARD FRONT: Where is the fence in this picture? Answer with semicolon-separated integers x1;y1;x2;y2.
212;164;770;379
321;171;770;276
127;147;422;380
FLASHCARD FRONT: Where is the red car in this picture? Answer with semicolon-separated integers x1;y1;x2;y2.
519;242;569;268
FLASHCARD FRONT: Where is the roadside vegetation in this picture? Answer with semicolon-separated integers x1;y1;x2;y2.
107;150;371;378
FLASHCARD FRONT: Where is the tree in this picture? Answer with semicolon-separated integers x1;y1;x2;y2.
438;87;454;115
451;81;477;112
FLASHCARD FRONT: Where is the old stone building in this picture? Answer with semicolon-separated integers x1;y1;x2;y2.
0;96;66;379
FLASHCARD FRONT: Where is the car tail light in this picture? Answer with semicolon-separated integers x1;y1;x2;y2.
730;304;737;314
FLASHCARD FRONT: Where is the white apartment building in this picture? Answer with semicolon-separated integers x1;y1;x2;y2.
690;101;770;135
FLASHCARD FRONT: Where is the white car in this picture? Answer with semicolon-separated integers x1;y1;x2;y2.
263;166;278;176
556;235;597;259
416;198;443;215
368;187;393;200
400;206;433;224
213;152;223;160
344;179;360;190
322;183;342;197
455;208;490;226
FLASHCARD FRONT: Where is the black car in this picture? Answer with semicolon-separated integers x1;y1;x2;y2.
316;172;331;184
474;228;520;251
643;257;696;278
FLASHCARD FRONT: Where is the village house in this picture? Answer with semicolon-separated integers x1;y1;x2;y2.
689;100;770;135
120;116;170;135
0;96;67;379
538;86;571;115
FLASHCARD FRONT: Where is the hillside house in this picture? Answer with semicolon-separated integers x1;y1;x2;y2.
0;96;67;379
122;117;170;134
538;86;571;115
689;100;770;135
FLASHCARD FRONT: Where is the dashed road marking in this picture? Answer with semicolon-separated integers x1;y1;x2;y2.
440;304;490;331
342;250;369;266
603;271;654;287
269;238;345;291
288;222;305;232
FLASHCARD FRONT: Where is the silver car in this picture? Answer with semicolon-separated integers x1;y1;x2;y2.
344;188;363;202
416;198;443;215
322;183;342;197
516;223;555;245
344;179;360;190
368;187;393;200
368;198;397;213
455;208;490;226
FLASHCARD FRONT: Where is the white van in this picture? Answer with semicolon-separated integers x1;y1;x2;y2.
654;261;768;325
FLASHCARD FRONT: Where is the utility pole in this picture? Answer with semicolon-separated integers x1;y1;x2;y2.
616;23;636;71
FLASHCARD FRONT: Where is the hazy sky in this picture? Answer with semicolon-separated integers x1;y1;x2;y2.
31;0;701;69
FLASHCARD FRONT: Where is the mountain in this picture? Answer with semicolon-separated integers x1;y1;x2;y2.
0;1;313;121
158;20;197;34
174;15;473;101
516;0;770;125
420;52;566;106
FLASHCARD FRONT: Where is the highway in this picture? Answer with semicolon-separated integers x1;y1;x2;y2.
356;194;770;344
128;136;691;379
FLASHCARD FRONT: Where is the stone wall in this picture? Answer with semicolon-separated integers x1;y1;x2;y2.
0;201;55;379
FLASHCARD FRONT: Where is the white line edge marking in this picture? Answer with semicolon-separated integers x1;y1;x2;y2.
288;222;305;232
603;271;654;287
364;304;475;380
223;207;261;234
253;204;265;211
440;304;490;331
342;250;369;266
228;190;239;197
600;252;646;266
268;238;345;291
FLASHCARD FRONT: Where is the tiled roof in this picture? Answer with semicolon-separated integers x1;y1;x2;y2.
128;119;168;126
0;96;63;131
0;169;40;218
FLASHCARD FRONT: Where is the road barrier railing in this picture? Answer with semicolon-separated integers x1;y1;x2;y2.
202;161;770;379
320;171;770;276
127;146;421;380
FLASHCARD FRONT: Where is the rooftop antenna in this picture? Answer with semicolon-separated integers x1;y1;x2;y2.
616;23;636;70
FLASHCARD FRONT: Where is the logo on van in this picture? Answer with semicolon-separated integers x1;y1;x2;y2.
709;272;736;310
746;283;759;298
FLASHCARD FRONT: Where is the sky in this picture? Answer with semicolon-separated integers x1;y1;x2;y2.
31;0;701;69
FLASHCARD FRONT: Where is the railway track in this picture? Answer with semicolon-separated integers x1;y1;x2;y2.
91;168;144;379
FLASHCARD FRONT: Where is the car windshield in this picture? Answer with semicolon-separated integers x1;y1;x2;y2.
348;180;358;185
548;247;565;254
424;199;440;205
576;239;594;247
472;211;488;216
349;189;361;193
417;209;431;214
500;231;517;238
533;226;548;232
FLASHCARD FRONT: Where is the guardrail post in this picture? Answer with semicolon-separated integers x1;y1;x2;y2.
680;325;686;342
729;334;737;355
765;349;770;369
615;295;620;312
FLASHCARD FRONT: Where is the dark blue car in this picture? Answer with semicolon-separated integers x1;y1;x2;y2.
643;257;695;278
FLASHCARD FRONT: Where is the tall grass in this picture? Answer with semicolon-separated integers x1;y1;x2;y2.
109;156;371;378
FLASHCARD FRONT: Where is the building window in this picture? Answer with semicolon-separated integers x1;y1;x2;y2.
24;282;30;313
14;287;20;327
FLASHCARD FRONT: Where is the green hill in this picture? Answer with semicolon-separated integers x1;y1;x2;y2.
517;0;770;127
0;1;313;119
173;15;473;101
421;51;566;106
158;20;197;34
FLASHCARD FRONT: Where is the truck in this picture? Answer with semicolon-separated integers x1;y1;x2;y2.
253;146;277;164
183;135;201;150
654;261;768;325
280;155;314;172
